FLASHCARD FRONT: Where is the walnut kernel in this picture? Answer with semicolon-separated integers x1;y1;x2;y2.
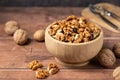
13;29;28;45
97;48;116;67
5;20;19;35
28;60;43;70
33;29;45;41
48;15;101;43
47;63;59;75
36;69;49;79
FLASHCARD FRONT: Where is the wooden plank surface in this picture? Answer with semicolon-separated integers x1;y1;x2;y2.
0;6;120;80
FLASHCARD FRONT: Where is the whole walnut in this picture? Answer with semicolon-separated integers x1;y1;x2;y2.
13;29;28;45
5;20;19;35
33;29;45;41
113;66;120;80
113;43;120;57
97;48;116;67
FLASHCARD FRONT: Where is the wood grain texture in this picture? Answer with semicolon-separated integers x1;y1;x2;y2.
82;3;120;33
0;69;114;80
0;5;120;80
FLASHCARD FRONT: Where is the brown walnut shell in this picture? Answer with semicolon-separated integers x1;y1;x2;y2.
113;42;120;57
13;29;28;45
97;48;116;67
5;20;19;35
33;29;45;41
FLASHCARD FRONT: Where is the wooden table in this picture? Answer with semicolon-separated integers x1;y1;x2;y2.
0;7;120;80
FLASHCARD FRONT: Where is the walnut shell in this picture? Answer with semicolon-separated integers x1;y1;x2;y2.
33;29;45;41
113;66;120;80
113;43;120;57
97;48;116;67
5;20;19;35
13;29;28;45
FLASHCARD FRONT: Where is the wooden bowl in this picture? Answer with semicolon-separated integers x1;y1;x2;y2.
45;25;103;67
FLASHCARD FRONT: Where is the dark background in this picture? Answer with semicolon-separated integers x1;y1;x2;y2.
0;0;119;7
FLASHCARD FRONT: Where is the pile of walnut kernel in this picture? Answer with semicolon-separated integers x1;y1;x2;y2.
48;15;101;43
28;60;59;79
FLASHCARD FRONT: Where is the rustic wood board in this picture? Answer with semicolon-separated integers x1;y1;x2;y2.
0;6;120;80
82;3;120;33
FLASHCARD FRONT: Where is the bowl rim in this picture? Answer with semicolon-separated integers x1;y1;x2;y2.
45;24;103;45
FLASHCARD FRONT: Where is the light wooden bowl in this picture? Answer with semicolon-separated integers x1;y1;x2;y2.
45;25;103;67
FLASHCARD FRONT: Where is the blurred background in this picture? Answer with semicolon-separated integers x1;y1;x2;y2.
0;0;119;7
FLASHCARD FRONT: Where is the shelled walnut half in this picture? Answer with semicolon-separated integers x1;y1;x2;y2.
28;60;43;70
47;63;59;75
36;69;49;79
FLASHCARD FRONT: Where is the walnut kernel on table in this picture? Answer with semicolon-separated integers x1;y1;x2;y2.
113;66;120;80
33;29;45;41
13;29;28;45
4;20;19;35
47;63;59;75
97;48;116;67
36;69;49;79
113;42;120;57
28;60;43;70
48;15;101;43
28;60;60;79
